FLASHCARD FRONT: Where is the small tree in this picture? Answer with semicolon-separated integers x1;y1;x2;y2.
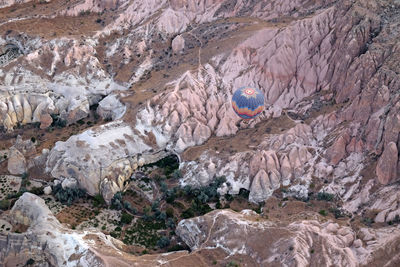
172;169;182;179
0;199;10;210
151;200;159;211
197;191;209;204
120;212;133;225
166;207;174;218
157;211;167;221
160;181;168;193
166;217;175;229
157;236;170;248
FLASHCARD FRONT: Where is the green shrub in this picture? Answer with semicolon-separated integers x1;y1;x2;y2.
319;210;328;216
120;212;133;225
157;236;170;248
145;155;179;176
172;169;182;179
238;188;250;199
111;192;123;210
166;218;175;229
167;244;185;252
362;217;374;227
329;207;346;219
166;207;174;218
52;184;86;205
151;200;159;211
226;261;239;267
26;258;35;265
317;192;335;201
0;199;10;210
93;194;105;207
29;187;44;195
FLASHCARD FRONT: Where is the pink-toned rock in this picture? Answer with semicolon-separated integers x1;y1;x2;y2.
172;35;185;53
40;113;53;129
249;169;277;203
376;142;398;185
327;135;348;165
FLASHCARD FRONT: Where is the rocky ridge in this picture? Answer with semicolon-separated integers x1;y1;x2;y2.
0;0;400;266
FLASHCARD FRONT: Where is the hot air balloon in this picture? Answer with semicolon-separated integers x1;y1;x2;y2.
232;86;264;119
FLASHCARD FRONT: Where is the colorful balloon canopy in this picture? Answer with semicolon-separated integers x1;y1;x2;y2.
232;87;265;119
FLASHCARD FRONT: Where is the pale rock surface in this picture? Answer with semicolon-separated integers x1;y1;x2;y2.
172;35;185;53
96;94;126;120
43;186;52;195
176;210;358;266
7;148;26;175
46;120;170;202
0;37;126;130
0;0;34;8
61;177;78;189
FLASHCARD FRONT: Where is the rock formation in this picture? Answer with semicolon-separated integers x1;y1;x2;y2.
176;209;400;266
1;0;400;265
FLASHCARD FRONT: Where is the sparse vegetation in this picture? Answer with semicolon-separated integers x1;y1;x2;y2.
319;210;328;216
362;217;374;227
0;199;10;210
226;261;240;267
317;192;335;202
92;194;105;208
388;214;400;225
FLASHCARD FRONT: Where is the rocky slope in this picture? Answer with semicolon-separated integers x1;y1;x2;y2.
3;193;400;267
1;0;400;266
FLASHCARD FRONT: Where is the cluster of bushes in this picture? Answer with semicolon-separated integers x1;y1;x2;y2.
388;215;400;225
145;155;180;177
113;194;176;248
122;218;166;248
183;176;226;203
317;192;335;202
92;194;105;208
110;192;137;214
179;176;226;219
52;184;86;205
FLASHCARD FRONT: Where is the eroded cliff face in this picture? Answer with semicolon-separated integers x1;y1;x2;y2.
1;0;400;266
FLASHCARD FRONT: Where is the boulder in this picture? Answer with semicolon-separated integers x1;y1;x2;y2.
43;186;52;195
172;35;185;53
7;148;26;175
40;113;53;129
96;94;126;121
61;177;78;189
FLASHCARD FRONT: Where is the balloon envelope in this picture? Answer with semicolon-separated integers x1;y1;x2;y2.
232;87;264;119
